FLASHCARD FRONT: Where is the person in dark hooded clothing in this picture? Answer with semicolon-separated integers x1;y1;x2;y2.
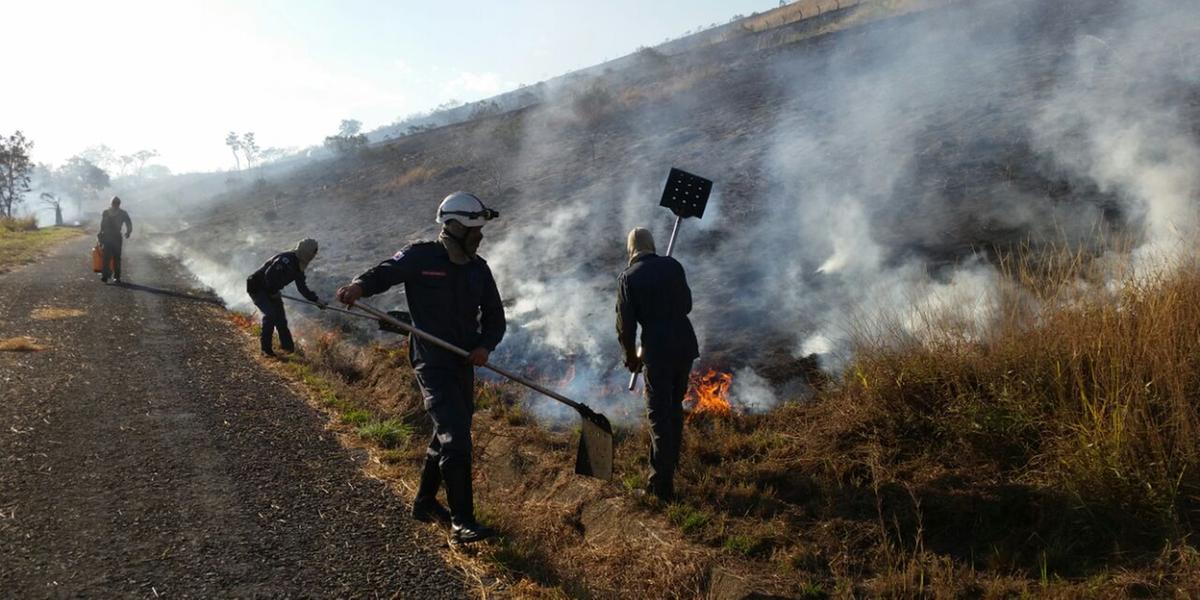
246;238;325;357
98;196;132;283
336;191;505;544
617;227;699;501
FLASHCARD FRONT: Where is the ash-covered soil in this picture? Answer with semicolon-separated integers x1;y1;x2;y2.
0;237;465;598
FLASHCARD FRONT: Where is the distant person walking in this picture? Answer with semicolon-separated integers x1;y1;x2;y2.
97;196;132;284
336;191;505;544
616;227;699;501
245;239;325;357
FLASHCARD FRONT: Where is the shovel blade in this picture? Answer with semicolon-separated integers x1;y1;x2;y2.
574;411;614;480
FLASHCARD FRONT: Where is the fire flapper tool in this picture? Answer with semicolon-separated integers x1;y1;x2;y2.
282;294;411;329
338;300;615;480
629;167;713;392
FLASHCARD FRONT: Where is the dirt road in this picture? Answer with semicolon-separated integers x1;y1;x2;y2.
0;237;467;598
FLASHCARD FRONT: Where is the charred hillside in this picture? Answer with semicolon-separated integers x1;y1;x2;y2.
154;0;1195;418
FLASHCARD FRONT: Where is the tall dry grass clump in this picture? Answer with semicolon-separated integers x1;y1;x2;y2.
846;247;1200;543
0;216;38;232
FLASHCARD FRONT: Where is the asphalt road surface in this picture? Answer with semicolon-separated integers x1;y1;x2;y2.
0;237;467;598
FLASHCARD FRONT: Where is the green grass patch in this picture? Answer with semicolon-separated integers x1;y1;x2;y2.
621;472;647;493
357;418;411;449
666;504;711;535
340;409;373;426
796;581;829;600
723;534;765;557
0;226;84;272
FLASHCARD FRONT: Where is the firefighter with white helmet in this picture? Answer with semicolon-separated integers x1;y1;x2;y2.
336;191;505;544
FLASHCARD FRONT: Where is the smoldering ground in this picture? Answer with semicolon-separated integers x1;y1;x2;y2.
155;0;1200;423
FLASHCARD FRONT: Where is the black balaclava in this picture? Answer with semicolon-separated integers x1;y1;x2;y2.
440;220;483;265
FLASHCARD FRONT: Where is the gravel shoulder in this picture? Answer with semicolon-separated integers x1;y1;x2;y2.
0;236;466;598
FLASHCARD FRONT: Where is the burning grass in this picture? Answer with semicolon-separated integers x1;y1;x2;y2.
227;247;1200;597
684;369;733;421
659;248;1200;596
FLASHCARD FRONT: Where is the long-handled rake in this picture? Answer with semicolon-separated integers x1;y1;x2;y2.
282;294;615;480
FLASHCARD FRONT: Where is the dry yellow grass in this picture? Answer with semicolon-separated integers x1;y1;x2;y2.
0;226;85;273
0;216;38;232
381;165;440;192
0;336;46;352
30;307;87;320
232;244;1200;597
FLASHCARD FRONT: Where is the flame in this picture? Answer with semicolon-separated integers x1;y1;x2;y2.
685;370;733;421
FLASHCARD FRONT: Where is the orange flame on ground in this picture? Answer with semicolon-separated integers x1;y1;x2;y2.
685;370;733;421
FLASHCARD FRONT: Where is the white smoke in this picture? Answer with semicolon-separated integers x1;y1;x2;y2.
153;0;1200;424
1031;1;1200;275
488;0;1200;419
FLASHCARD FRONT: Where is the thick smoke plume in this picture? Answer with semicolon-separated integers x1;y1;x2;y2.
482;0;1200;419
156;0;1200;423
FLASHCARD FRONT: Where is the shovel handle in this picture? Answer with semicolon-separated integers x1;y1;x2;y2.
282;294;374;321
352;301;594;415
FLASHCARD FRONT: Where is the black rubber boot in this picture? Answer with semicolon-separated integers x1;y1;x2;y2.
444;462;495;544
260;317;274;356
278;325;295;353
411;455;450;523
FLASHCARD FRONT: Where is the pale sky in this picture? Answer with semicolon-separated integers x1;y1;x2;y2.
5;0;780;174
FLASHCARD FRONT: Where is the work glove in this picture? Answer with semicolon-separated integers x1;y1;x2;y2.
466;347;490;367
336;283;364;306
624;354;642;373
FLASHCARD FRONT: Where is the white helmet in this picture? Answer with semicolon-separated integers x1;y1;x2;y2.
435;191;499;227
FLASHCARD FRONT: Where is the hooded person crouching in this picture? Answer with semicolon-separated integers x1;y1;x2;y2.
246;238;325;357
616;227;699;501
335;191;505;544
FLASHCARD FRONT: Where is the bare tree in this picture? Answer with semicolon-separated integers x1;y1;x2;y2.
40;192;63;226
117;154;135;177
0;131;34;218
241;133;259;169
132;149;159;176
225;131;243;170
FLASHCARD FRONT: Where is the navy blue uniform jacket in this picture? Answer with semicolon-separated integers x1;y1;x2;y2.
617;254;700;366
246;251;320;302
353;241;506;368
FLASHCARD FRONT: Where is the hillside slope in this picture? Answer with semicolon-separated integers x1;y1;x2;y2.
148;0;1197;416
121;0;1200;596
